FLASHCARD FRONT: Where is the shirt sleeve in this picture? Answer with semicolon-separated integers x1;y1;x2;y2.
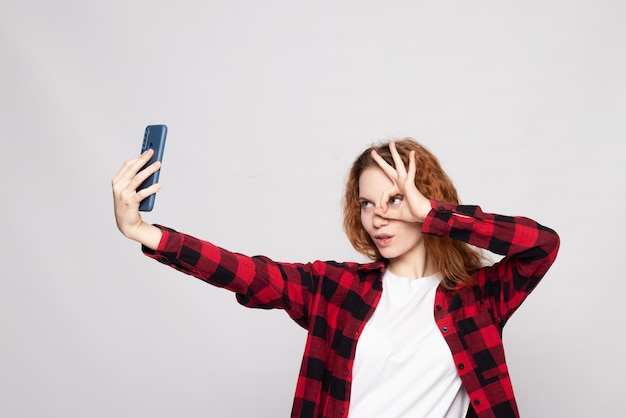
141;225;320;329
422;201;560;322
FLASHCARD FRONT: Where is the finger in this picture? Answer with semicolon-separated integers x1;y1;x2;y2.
135;183;162;202
380;192;388;213
407;150;416;181
389;142;408;176
376;205;402;220
112;161;161;205
112;159;140;196
112;158;138;185
114;180;161;215
115;152;159;194
130;149;156;177
376;196;401;219
113;149;154;185
378;185;399;213
130;160;162;190
371;150;397;180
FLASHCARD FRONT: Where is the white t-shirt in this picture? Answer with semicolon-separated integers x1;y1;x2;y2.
348;270;469;418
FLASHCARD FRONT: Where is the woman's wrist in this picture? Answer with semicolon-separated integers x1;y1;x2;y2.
127;221;163;250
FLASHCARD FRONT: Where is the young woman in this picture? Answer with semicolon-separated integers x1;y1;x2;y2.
112;139;559;418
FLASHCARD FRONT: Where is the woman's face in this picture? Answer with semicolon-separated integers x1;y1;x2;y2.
358;166;426;266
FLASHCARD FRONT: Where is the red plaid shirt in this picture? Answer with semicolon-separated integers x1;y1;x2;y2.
143;201;559;418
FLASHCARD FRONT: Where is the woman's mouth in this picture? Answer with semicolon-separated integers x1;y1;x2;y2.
374;234;393;247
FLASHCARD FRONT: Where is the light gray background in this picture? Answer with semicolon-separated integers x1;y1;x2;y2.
1;1;624;417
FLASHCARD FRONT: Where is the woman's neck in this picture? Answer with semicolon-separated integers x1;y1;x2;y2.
386;251;436;280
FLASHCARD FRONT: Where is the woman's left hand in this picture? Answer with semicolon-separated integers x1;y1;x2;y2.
370;142;432;223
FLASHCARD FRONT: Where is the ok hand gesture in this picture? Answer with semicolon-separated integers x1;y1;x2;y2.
370;142;432;223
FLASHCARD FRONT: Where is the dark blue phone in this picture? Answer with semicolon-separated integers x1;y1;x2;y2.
137;124;167;212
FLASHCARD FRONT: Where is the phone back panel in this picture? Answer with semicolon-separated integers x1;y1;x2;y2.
138;124;167;211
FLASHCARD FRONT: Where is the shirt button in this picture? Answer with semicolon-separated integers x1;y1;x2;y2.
474;399;480;406
458;363;464;370
436;305;442;311
442;327;448;333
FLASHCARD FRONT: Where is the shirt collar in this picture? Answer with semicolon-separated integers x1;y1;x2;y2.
357;260;386;272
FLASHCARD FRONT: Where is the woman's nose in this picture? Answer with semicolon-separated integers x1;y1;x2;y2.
372;210;389;228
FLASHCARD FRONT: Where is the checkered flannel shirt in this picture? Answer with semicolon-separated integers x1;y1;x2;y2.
143;200;560;418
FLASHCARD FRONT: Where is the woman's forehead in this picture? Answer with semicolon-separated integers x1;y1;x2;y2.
358;167;393;197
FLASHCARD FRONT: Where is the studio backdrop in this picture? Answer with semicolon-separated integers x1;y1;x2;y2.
1;1;624;417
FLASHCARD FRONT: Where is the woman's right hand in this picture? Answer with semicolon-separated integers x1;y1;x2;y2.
111;149;163;249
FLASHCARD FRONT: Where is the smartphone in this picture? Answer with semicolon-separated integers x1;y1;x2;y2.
137;124;167;212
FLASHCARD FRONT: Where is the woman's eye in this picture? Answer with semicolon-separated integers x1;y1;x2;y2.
360;200;373;209
389;196;403;205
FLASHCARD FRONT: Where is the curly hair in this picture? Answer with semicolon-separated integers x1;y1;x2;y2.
342;138;484;289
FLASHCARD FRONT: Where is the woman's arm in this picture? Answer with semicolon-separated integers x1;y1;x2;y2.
370;142;559;318
423;201;560;320
111;150;320;328
142;225;324;328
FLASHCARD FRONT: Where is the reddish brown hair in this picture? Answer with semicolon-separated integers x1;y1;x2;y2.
342;138;484;289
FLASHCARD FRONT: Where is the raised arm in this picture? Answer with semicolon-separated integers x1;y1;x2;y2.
112;150;323;328
423;201;560;320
